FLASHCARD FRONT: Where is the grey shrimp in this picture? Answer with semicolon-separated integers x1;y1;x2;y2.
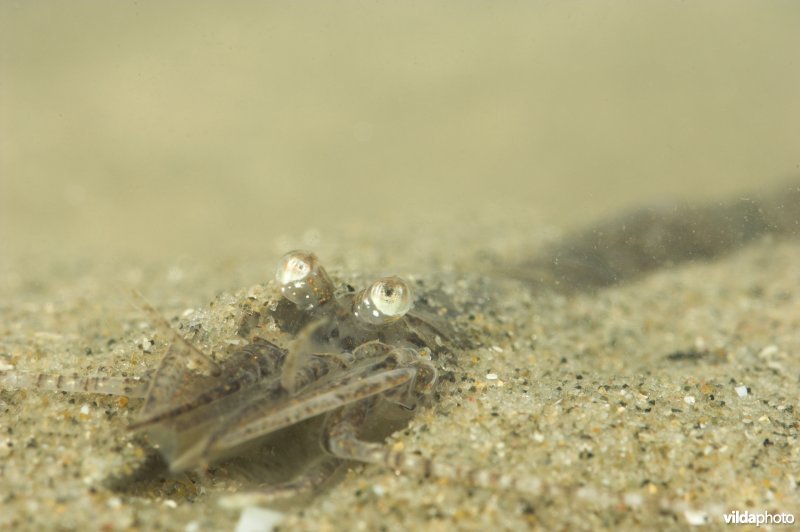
0;251;541;502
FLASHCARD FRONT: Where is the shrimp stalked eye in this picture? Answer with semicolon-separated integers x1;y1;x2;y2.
353;276;413;325
275;250;334;310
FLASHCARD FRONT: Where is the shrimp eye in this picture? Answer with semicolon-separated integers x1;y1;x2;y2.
353;276;413;325
275;251;334;310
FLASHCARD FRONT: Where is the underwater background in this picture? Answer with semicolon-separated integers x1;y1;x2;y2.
2;1;798;262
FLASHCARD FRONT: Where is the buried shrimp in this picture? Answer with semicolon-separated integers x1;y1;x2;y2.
0;251;540;501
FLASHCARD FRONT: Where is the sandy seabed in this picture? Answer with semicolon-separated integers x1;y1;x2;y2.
1;208;799;532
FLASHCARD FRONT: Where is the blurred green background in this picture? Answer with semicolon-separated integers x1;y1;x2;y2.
1;1;798;261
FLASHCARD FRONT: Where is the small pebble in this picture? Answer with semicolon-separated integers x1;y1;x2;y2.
684;396;695;405
735;386;748;398
235;507;285;532
623;492;643;508
684;509;709;525
694;336;707;351
486;373;498;380
106;497;122;509
758;344;779;358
